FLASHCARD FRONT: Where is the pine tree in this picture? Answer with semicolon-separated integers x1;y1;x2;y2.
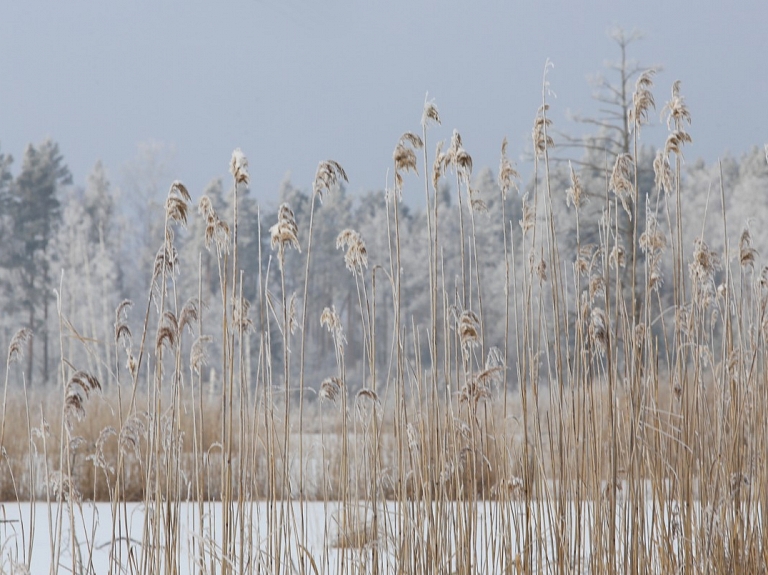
0;139;71;384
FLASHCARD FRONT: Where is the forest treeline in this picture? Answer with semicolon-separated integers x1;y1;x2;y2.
0;134;766;391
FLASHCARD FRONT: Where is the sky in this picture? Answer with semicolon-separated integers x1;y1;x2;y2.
1;0;766;208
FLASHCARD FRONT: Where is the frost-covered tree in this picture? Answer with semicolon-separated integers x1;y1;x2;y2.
0;139;71;384
119;141;176;298
52;162;121;387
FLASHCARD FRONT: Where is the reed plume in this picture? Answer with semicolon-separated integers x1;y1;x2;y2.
393;132;424;193
114;300;133;349
565;161;585;209
165;180;191;227
610;153;635;217
313;160;348;201
198;195;231;255
421;97;441;129
739;228;758;269
532;104;554;157
445;130;473;180
321;305;346;354
7;327;32;365
64;370;102;431
190;335;212;375
336;229;368;273
319;377;343;404
653;150;673;195
270;203;300;270
229;148;250;185
457;309;481;353
498;138;520;199
628;69;656;130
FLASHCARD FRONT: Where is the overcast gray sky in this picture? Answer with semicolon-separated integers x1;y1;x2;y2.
1;0;766;207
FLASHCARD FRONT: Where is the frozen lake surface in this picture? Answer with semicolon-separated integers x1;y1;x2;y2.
1;495;713;573
2;500;532;574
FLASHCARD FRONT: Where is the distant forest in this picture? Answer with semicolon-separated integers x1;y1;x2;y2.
1;135;766;390
1;32;767;391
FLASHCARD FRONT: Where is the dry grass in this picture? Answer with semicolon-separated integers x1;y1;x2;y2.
2;74;768;575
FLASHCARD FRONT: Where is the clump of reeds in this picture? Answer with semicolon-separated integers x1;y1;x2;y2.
4;68;768;575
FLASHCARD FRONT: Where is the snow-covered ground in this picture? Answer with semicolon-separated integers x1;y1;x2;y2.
2;500;536;574
1;496;697;574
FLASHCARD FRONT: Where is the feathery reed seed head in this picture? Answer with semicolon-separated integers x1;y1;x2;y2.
319;377;343;404
629;69;656;130
270;203;301;269
114;299;133;349
321;305;346;352
393;132;423;193
653;150;673;195
458;310;481;352
165;181;191;227
191;335;212;375
640;215;667;258
64;370;102;431
198;195;231;254
178;298;201;335
610;153;635;218
7;327;32;364
589;308;609;355
421;97;441;128
664;130;693;159
740;228;758;269
432;141;446;192
156;311;179;352
498;138;520;199
610;244;626;269
336;229;368;273
229;148;250;185
520;194;535;234
445;130;473;180
119;413;146;459
532;104;554;157
566;161;585;209
690;238;720;285
232;297;254;333
313;160;348;201
153;244;179;281
663;80;692;131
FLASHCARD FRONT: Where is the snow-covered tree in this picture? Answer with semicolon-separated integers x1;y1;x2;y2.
0;139;71;384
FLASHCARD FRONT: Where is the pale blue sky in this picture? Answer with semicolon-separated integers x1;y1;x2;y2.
1;0;765;206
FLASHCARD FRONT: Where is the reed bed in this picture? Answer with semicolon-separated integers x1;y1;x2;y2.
2;73;768;575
